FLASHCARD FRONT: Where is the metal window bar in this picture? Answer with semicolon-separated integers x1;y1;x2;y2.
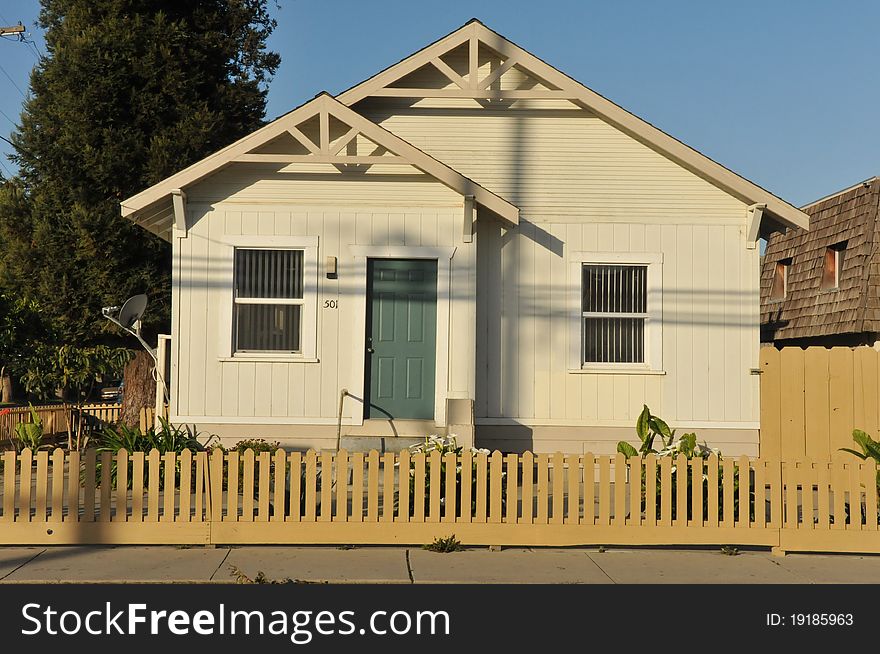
234;249;305;353
582;264;647;364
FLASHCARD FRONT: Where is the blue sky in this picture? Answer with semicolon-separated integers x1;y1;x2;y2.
0;0;878;206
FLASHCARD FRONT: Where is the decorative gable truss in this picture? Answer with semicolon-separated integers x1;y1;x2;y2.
338;21;571;103
121;92;518;241
338;20;809;233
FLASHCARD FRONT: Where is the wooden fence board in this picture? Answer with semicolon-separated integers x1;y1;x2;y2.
803;347;831;462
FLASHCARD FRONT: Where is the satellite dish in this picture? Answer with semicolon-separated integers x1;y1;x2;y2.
118;294;148;329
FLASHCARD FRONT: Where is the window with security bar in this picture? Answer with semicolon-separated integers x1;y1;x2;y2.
233;249;304;353
582;264;648;364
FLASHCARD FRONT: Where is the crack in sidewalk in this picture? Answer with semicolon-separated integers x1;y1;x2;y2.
208;548;232;582
585;551;617;584
405;549;414;583
0;548;47;581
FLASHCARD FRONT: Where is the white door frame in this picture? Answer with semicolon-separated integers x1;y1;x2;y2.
347;245;456;427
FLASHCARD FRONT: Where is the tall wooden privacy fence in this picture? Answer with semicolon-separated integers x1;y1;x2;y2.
1;448;877;554
760;346;880;462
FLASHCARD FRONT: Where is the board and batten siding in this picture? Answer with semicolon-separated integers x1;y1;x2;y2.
357;88;759;445
475;219;760;428
171;167;473;425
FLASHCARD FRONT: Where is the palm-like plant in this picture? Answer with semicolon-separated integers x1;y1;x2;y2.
840;429;880;492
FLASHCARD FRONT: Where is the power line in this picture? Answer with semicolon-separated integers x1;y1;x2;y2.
0;60;25;98
0;106;17;127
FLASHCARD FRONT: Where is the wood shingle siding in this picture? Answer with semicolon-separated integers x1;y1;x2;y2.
761;178;880;342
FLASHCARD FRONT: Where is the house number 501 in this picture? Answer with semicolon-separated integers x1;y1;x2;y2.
323;299;338;309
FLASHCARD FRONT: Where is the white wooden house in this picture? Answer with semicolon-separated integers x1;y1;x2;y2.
121;20;809;455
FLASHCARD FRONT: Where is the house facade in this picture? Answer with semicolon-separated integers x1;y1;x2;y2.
761;177;880;346
121;20;808;456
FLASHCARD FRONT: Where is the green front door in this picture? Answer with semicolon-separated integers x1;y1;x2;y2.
366;259;437;420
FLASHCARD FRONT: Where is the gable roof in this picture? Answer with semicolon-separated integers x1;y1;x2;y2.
121;93;518;240
336;19;809;231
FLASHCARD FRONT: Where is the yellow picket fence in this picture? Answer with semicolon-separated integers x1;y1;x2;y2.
760;346;880;462
0;448;877;554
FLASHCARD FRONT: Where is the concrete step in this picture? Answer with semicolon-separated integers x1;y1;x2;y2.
339;436;424;453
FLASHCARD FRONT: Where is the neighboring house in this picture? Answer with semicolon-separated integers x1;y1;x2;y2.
760;177;880;347
121;20;808;456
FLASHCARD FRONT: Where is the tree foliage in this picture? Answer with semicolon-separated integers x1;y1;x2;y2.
0;0;281;344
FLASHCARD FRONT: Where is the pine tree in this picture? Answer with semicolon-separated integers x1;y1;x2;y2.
0;0;281;345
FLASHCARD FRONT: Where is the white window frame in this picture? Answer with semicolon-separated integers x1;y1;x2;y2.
569;251;663;373
218;236;318;361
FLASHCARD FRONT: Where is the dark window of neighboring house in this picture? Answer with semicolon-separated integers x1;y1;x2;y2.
820;242;846;291
770;258;791;301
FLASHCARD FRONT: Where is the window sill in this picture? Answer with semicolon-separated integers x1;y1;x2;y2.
219;356;320;363
569;368;666;375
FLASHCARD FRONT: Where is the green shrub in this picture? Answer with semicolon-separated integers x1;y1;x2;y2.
13;404;48;452
93;417;213;487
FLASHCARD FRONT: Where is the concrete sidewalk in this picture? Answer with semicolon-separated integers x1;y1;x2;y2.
2;546;880;584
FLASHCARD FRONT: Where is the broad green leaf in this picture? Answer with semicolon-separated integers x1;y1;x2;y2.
650;416;672;440
636;405;651;442
617;441;639;458
839;448;869;460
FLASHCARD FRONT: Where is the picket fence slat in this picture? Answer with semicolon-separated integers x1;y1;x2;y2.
491;451;504;524
148;450;160;522
113;450;128;523
66;450;80;523
99;451;111;522
506;453;518;524
659;456;671;527
366;450;379;523
179;450;192;522
444;452;457;524
287;451;302;523
475;453;488;523
566;454;580;525
691;457;703;527
226;451;239;522
257;451;271;522
643;454;655;527
162;452;175;523
800;461;814;530
738;456;751;528
675;453;687;527
51;449;64;523
864;462;878;531
722;458;735;529
397;450;410;523
382;452;395;523
552;452;565;526
521;451;534;525
2;451;14;522
598;456;610;527
35;450;48;522
428;451;441;523
334;450;348;523
832;461;846;531
350;452;364;523
321;451;334;523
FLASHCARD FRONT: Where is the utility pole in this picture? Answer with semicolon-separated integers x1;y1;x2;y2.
0;23;25;38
